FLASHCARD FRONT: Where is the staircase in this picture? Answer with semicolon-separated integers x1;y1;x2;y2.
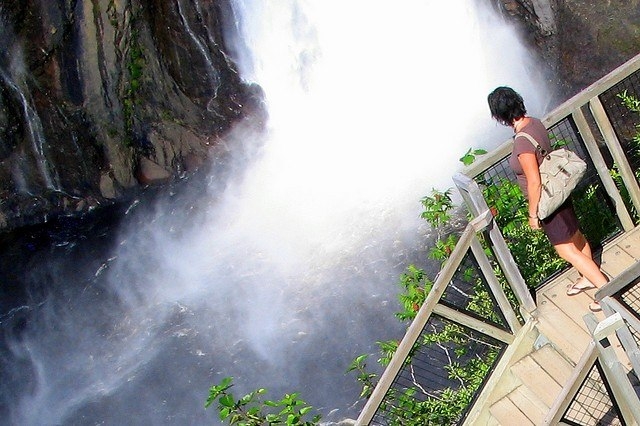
464;246;636;425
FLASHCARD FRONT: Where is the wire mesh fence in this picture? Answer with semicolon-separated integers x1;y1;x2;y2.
369;250;510;425
599;68;640;221
562;362;625;426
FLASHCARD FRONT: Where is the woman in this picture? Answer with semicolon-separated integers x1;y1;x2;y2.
487;86;608;312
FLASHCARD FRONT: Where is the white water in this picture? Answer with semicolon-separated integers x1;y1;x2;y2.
4;1;552;424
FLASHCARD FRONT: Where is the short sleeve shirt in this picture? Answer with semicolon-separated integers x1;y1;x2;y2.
508;117;552;198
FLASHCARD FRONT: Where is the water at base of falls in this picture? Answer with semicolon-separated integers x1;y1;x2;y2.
0;174;418;425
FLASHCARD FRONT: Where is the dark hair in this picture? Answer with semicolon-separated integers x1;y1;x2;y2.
487;86;527;127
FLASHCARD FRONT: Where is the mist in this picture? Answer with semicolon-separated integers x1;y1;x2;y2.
1;1;552;424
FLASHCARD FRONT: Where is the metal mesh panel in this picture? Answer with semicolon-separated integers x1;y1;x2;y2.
599;69;640;224
439;251;511;331
562;361;624;426
370;313;507;426
615;280;640;346
600;68;640;169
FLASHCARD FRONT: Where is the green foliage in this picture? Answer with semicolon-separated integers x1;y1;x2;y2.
420;189;454;230
615;90;640;221
617;90;640;157
376;339;401;367
346;355;377;399
459;148;488;166
348;187;502;424
395;264;430;322
482;177;566;285
122;34;145;147
206;377;321;425
107;1;146;148
572;183;621;242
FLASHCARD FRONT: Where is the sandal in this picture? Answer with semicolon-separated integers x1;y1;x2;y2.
589;301;602;312
566;276;596;296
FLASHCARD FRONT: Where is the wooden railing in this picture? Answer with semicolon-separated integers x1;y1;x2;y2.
356;53;640;425
356;209;525;425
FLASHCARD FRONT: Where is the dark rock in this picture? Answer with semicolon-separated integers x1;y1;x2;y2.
136;157;172;185
0;0;262;231
493;0;640;98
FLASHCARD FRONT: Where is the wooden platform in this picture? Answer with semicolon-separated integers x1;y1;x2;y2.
464;226;640;425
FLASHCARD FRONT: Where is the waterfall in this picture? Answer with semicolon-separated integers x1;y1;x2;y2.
1;1;551;425
176;0;222;100
1;69;60;193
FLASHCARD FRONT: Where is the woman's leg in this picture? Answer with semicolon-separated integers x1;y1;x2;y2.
554;232;608;287
573;230;593;259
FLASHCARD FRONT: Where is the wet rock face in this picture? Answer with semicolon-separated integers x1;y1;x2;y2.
0;0;263;231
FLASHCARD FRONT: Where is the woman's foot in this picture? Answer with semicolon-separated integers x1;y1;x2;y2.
566;276;596;296
589;301;602;312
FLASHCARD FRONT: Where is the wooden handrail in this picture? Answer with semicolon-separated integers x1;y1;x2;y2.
595;260;640;300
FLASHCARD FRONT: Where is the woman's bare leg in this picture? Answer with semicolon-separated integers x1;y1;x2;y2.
554;232;608;287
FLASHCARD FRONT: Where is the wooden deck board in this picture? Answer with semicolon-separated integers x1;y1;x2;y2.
601;244;636;278
618;227;640;259
539;276;599;329
535;294;592;362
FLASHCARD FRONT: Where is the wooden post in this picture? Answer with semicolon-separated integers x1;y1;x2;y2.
571;107;635;231
584;313;640;425
601;296;640;385
590;96;640;217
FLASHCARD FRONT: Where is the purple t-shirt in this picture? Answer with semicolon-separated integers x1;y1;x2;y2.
508;118;552;198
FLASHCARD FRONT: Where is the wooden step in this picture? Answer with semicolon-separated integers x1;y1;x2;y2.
486;414;501;426
505;384;549;425
530;344;574;387
489;395;535;426
535;295;592;363
511;354;562;407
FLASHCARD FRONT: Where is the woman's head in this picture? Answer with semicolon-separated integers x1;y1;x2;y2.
487;86;527;127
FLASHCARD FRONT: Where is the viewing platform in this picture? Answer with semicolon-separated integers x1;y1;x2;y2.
356;52;640;425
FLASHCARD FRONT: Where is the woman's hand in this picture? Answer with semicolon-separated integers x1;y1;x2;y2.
528;215;541;230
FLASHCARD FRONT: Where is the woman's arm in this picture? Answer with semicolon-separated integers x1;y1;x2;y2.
518;152;542;229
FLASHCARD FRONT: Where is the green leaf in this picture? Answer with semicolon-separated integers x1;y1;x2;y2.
219;407;230;420
219;394;235;408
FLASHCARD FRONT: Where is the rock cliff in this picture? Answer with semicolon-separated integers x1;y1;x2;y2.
0;0;263;231
495;0;640;97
